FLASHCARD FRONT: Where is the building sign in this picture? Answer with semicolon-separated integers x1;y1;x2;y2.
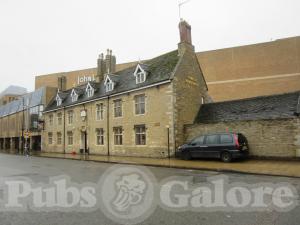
185;76;199;87
77;75;96;85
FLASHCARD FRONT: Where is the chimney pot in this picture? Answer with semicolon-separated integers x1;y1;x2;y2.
179;20;192;44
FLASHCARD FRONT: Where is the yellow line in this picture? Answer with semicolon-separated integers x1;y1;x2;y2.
207;73;300;85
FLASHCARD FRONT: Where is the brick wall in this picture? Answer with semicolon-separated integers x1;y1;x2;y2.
185;118;300;158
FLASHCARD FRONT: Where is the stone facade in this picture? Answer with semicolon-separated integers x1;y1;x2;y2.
43;83;176;157
42;21;208;158
185;118;300;158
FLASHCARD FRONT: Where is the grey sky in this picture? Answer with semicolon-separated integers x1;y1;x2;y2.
0;0;299;92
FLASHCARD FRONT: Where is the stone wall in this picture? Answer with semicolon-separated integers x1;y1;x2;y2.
42;83;175;158
185;118;300;158
172;44;209;148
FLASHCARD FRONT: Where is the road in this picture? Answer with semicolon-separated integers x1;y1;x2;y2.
0;153;299;225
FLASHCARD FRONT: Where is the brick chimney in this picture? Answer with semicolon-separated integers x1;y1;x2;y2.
105;49;116;74
96;53;106;82
178;20;195;56
57;75;66;91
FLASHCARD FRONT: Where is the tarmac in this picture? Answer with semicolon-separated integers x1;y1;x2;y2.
2;150;299;178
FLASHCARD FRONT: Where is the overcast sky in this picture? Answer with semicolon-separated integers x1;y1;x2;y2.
0;0;299;92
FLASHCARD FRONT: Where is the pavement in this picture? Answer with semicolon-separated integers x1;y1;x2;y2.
0;153;299;225
2;150;300;178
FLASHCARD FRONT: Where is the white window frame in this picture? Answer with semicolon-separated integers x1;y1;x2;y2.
56;94;62;106
113;127;123;145
57;112;62;125
48;132;53;145
135;94;146;115
96;128;104;145
57;132;62;145
135;125;146;145
86;82;95;98
114;99;122;118
104;75;114;92
71;89;78;102
134;64;147;84
67;131;73;145
49;114;54;126
96;103;104;121
68;111;74;125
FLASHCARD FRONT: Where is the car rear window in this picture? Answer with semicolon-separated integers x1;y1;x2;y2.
205;135;219;145
191;136;204;145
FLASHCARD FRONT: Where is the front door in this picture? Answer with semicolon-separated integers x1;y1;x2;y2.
80;131;88;154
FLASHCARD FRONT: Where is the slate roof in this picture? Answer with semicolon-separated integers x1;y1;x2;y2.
0;87;45;118
45;50;179;112
195;91;300;124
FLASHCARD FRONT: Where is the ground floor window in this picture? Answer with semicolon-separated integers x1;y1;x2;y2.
57;132;62;145
48;132;53;145
113;127;123;145
135;125;146;145
67;131;73;145
96;128;104;145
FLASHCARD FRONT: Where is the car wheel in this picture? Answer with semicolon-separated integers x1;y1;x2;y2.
221;151;232;163
182;151;192;160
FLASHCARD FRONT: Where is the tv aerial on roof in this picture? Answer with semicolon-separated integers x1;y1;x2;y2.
178;0;192;20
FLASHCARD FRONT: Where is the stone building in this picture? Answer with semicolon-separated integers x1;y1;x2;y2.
0;87;57;152
185;92;300;158
42;20;210;157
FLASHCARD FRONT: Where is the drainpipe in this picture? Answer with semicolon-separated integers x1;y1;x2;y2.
63;107;66;154
107;97;110;156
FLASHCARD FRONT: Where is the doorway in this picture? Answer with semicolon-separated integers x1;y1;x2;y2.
80;131;88;154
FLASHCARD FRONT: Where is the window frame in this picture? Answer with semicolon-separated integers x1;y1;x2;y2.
49;114;54;126
96;128;104;145
113;127;123;145
57;132;62;145
96;103;104;121
67;111;74;125
134;94;146;115
57;112;62;125
135;125;146;145
67;131;73;146
114;99;123;118
48;132;53;145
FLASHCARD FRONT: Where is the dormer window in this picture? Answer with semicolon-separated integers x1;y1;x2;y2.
56;94;62;106
86;82;95;98
104;75;114;92
134;64;147;84
71;89;78;102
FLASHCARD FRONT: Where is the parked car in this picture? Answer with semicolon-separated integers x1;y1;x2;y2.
178;132;249;162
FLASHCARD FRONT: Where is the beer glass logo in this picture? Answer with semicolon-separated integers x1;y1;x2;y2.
100;165;156;225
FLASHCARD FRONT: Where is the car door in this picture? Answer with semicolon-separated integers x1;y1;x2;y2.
204;134;220;158
188;136;205;158
220;133;234;153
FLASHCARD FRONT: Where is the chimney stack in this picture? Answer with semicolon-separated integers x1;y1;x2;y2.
96;53;106;82
178;20;194;56
96;49;116;82
57;75;66;91
105;49;116;74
